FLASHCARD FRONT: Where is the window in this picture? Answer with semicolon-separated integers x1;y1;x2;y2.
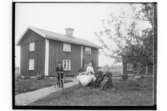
127;63;133;71
62;59;71;71
63;43;71;52
29;59;35;70
85;47;91;55
29;42;35;52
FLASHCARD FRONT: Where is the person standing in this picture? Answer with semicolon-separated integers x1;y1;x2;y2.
56;63;64;88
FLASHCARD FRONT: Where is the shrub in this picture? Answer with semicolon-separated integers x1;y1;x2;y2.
122;74;128;80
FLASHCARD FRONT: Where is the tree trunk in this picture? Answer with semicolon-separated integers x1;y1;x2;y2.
145;65;148;75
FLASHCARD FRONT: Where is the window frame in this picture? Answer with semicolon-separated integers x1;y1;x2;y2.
28;59;35;71
63;43;71;52
29;42;35;52
62;59;71;71
127;63;133;71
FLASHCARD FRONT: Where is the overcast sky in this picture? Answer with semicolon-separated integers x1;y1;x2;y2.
15;3;145;67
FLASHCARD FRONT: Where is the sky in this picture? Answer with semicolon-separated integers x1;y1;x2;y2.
15;3;146;67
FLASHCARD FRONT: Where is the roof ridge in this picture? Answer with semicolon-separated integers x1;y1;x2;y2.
29;27;100;48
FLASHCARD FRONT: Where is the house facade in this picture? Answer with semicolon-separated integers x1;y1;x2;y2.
18;27;99;77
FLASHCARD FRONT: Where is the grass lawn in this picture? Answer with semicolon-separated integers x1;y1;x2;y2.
15;77;72;95
30;77;154;106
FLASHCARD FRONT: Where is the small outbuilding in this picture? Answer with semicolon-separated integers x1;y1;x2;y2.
122;55;153;75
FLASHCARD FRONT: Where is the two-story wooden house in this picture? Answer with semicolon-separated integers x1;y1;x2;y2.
17;27;99;77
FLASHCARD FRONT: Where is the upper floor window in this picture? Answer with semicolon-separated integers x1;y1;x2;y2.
62;59;71;71
29;42;35;52
85;47;91;55
63;43;71;52
29;59;35;70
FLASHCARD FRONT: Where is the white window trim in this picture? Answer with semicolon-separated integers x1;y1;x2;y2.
29;42;35;52
62;59;71;71
44;39;49;76
29;59;35;70
63;43;71;52
81;46;83;68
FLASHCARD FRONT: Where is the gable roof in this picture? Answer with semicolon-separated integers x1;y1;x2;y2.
18;27;100;48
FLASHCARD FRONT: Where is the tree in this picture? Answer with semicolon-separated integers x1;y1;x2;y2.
95;3;156;68
133;3;156;65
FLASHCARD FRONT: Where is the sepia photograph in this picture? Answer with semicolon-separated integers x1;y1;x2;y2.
13;2;157;110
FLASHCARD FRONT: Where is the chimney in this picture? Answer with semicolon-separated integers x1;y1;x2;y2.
65;28;74;37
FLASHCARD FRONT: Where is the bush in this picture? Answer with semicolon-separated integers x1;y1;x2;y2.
122;74;128;80
36;75;45;80
101;72;113;90
16;75;29;80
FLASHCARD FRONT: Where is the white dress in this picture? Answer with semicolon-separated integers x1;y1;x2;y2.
86;66;95;74
86;66;96;81
76;66;96;86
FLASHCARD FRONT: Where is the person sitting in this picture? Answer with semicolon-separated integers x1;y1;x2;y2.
76;63;96;86
86;62;96;82
86;62;95;75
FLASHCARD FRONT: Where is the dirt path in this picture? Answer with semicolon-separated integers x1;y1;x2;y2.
15;79;79;106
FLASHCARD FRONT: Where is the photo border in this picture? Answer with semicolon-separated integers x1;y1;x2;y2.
12;2;157;110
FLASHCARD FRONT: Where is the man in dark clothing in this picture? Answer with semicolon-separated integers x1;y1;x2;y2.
56;63;64;88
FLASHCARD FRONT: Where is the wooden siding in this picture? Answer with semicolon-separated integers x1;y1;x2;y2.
92;48;98;72
20;29;45;76
83;47;98;72
49;40;81;76
70;44;81;75
48;40;59;76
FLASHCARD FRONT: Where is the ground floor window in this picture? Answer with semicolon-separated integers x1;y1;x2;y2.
127;63;133;71
29;59;35;70
62;59;71;71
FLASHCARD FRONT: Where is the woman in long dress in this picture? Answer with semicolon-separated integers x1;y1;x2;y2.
77;62;96;86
